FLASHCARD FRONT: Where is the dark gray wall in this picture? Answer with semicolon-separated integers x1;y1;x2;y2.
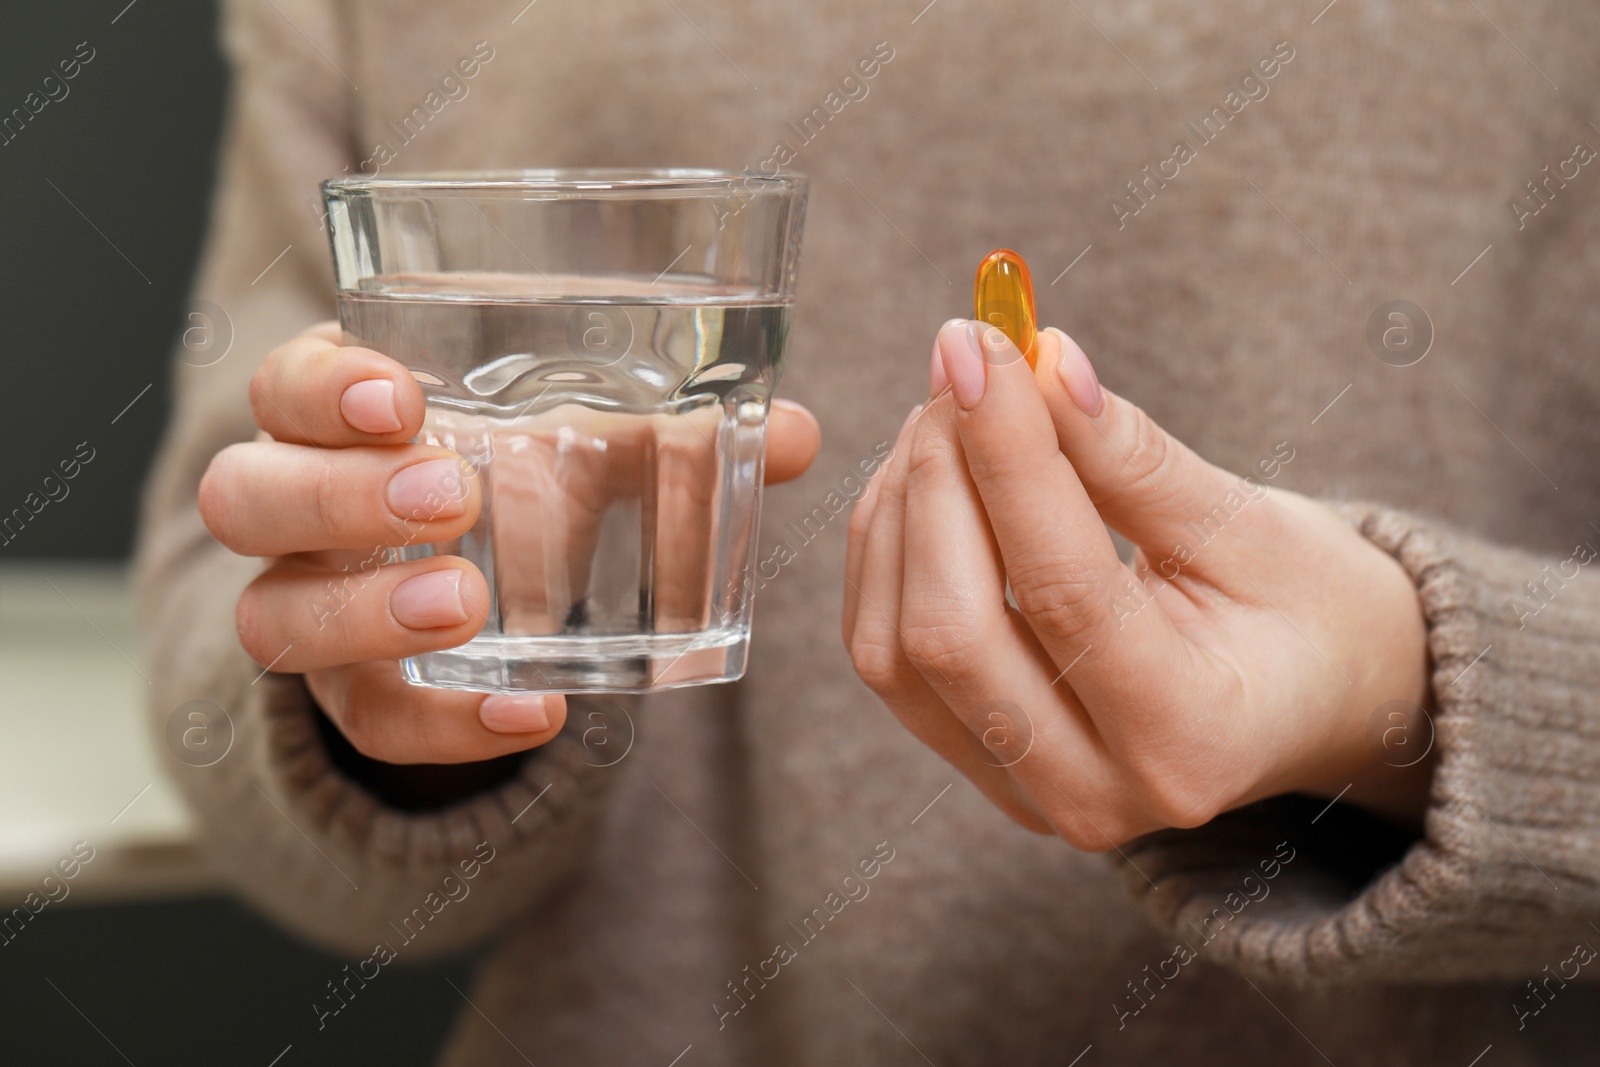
1;0;225;559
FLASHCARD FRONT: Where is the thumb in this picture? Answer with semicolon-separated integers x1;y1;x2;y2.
1033;327;1283;578
764;398;822;484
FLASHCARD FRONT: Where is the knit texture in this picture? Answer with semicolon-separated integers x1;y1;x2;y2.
136;0;1600;1062
1121;505;1600;984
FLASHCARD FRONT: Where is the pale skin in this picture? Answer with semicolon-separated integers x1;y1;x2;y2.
205;318;1435;837
843;320;1436;844
198;321;822;765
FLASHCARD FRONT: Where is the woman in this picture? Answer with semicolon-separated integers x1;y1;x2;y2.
139;0;1600;1061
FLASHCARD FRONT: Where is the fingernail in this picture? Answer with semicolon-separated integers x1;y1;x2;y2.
479;693;552;733
391;569;468;629
1050;327;1104;417
341;379;402;434
939;320;986;410
386;458;468;520
929;318;963;399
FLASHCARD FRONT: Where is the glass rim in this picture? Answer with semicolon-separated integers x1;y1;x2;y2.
323;168;807;198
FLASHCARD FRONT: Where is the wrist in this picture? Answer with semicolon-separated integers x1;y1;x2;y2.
1322;695;1438;829
1299;526;1436;828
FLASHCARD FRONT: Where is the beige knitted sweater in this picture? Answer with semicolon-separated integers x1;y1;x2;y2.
136;0;1600;1062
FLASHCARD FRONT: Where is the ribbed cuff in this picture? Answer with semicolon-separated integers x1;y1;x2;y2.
1112;503;1600;983
169;669;618;957
259;673;614;869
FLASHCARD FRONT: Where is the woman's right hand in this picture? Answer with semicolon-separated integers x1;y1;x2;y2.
199;322;825;767
198;322;569;764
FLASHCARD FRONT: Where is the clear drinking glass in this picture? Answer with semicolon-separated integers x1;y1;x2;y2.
322;170;808;693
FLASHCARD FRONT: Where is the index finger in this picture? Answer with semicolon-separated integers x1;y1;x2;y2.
933;319;1192;718
250;327;426;448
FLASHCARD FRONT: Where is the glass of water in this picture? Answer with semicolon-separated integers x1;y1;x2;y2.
322;170;808;694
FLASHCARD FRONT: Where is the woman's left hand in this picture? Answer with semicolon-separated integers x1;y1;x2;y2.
844;320;1434;845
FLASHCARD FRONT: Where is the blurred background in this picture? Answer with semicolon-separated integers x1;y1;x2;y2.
0;2;471;1061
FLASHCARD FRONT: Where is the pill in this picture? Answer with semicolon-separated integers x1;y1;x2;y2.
973;249;1038;367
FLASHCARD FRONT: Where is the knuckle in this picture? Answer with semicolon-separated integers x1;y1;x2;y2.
846;490;876;541
1118;405;1175;490
1054;821;1112;852
849;630;906;694
1001;802;1057;836
905;421;960;484
1014;810;1059;836
899;601;984;682
1133;768;1221;830
252;335;339;436
845;509;867;546
994;788;1057;837
308;460;346;542
1044;797;1133;851
1008;557;1102;639
962;433;1037;488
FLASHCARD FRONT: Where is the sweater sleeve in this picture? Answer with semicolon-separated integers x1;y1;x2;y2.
1113;503;1600;984
133;0;617;959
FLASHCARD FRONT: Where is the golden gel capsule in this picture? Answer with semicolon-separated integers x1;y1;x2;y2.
973;248;1038;367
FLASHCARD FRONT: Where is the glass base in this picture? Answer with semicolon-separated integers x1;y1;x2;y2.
401;627;749;694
